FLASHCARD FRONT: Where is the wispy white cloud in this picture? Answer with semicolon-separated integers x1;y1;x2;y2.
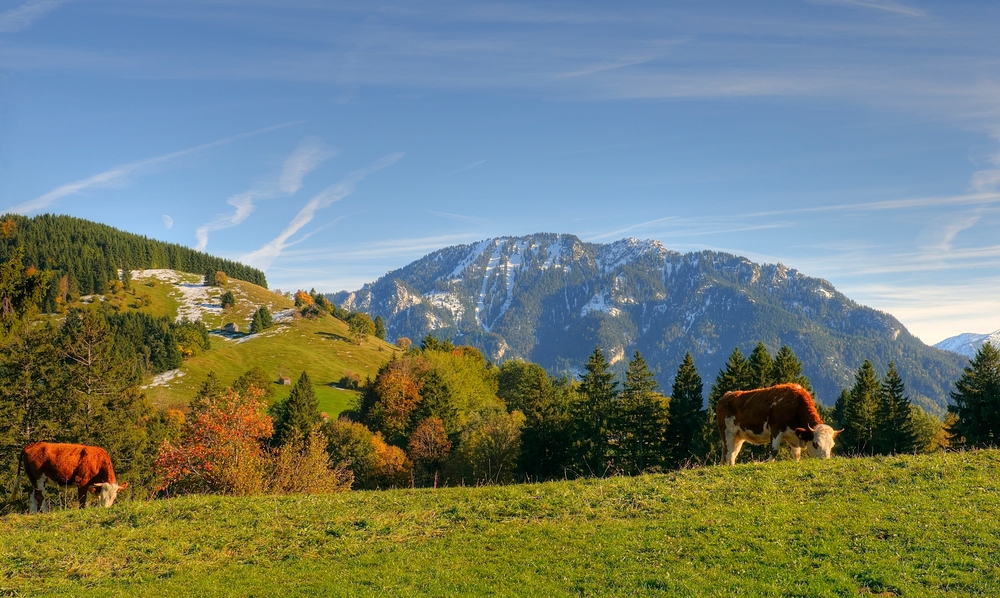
194;136;332;251
162;215;173;229
243;152;405;270
555;54;662;80
426;210;484;224
808;0;926;17
445;159;486;177
6;122;297;215
0;0;69;33
279;137;336;194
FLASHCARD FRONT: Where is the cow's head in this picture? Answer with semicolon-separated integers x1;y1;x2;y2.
91;481;128;507
795;424;841;459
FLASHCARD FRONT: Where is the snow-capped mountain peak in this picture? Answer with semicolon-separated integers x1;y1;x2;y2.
935;330;1000;359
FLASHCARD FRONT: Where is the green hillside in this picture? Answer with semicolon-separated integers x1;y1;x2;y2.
2;450;999;596
74;269;399;416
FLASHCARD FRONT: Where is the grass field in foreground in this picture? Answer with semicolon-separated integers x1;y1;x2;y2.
2;450;999;596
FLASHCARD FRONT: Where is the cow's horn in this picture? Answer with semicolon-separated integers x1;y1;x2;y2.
807;423;816;432
833;428;844;436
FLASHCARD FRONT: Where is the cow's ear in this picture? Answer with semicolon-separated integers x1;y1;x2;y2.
118;482;128;490
795;428;814;441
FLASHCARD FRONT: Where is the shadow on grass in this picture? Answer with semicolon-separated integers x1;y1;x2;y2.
315;331;352;343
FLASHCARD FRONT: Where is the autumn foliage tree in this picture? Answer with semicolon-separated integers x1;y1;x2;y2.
408;417;452;487
367;360;424;444
294;290;313;307
157;387;273;496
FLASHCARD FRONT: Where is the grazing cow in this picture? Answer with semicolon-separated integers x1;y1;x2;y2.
716;383;841;466
13;442;128;513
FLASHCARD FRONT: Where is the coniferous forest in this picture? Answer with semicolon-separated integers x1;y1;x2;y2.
0;214;267;312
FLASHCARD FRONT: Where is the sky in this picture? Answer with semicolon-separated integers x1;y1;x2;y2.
1;0;999;345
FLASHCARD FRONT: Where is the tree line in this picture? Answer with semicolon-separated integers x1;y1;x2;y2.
0;214;267;311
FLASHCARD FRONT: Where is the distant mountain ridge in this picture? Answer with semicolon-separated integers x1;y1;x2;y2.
935;330;1000;359
332;233;965;413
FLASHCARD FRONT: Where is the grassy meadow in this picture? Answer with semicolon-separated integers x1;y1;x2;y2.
2;450;999;596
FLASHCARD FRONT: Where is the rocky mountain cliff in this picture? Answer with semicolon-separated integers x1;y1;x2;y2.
332;233;964;413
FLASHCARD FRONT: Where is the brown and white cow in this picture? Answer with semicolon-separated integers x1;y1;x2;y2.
715;383;841;465
13;442;128;513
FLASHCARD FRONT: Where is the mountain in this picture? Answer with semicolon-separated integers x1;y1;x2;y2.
332;233;965;413
935;330;1000;359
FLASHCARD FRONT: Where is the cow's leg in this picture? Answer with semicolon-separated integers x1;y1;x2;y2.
790;446;802;461
78;486;88;509
725;436;745;466
31;477;46;514
770;436;783;461
723;417;744;465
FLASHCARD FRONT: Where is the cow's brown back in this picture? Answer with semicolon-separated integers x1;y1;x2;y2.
21;442;117;489
716;383;822;441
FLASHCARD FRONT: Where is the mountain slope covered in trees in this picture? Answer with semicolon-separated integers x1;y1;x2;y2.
332;234;965;412
0;214;267;308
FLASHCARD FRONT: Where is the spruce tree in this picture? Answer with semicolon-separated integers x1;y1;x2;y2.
374;315;387;340
708;347;751;412
250;306;273;334
772;345;814;394
875;362;919;454
192;371;226;411
949;342;1000;447
259;306;273;329
204;269;216;287
840;360;882;455
274;371;321;446
616;352;668;474
220;291;236;310
665;352;705;468
570;346;619;475
747;342;774;389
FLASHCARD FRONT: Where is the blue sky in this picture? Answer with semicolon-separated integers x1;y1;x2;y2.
1;0;999;344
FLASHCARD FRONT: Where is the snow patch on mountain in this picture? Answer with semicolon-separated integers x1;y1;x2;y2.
581;293;621;317
596;238;664;272
427;292;465;321
935;330;1000;358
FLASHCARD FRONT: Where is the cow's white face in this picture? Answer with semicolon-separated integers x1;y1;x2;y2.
93;482;127;507
805;424;839;459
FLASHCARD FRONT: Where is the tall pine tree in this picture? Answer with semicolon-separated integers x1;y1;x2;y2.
665;352;704;468
616;352;668;475
708;347;751;411
772;345;814;394
747;342;774;389
374;315;387;340
273;371;321;446
949;342;1000;447
570;346;618;475
837;360;881;455
875;361;919;454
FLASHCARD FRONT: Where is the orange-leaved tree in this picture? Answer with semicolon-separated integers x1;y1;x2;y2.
156;387;272;496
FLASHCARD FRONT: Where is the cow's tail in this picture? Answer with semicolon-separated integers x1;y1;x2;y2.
10;450;24;501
